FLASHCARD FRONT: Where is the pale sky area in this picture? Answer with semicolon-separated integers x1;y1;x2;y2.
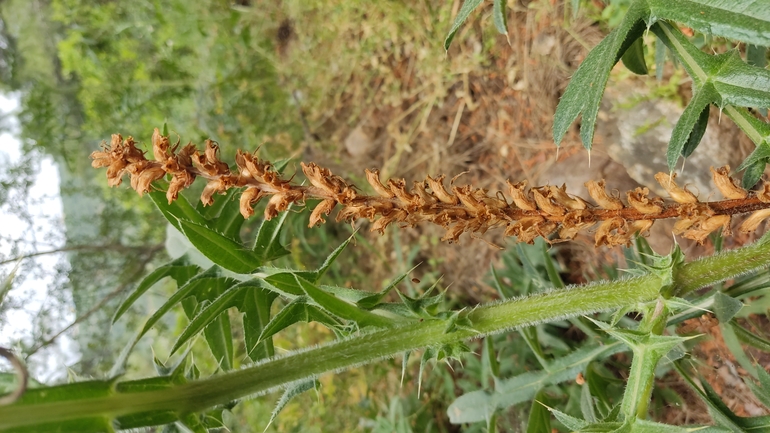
0;93;78;381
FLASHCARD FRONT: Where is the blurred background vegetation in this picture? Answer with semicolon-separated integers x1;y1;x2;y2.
1;0;765;431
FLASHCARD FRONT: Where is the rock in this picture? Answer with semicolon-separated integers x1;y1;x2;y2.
600;87;750;198
344;124;375;157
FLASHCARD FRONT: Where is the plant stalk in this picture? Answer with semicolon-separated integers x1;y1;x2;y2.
2;233;770;430
1;274;662;430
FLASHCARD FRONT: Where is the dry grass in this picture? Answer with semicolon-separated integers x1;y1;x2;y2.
236;0;606;297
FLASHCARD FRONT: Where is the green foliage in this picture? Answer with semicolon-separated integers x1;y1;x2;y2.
443;0;770;181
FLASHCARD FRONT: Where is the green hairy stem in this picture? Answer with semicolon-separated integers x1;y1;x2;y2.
2;233;770;430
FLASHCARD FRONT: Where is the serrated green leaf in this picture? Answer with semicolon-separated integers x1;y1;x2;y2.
550;407;589;430
526;390;551;433
673;362;746;432
680;104;710;159
170;282;251;357
581;379;597;423
652;21;770;170
741;159;768;190
492;0;507;36
148;190;208;232
178;219;263;273
242;283;277;361
265;380;318;431
553;4;647;149
206;188;246;241
113;256;200;323
713;292;743;323
357;267;414;310
139;267;236;340
448;341;624;424
621;36;648;75
309;233;353;282
666;85;714;170
192;285;235;371
444;0;483;51
294;275;398;328
631;419;698;432
257;296;342;343
732;322;770;353
646;0;770;46
262;270;316;298
252;209;290;263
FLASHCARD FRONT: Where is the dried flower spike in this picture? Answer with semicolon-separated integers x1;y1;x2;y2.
92;130;770;247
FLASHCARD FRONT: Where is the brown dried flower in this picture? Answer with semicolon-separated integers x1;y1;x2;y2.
91;130;770;248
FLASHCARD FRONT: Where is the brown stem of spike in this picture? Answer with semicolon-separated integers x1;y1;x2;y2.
91;129;770;248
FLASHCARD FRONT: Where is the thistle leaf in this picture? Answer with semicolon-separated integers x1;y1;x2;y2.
448;341;624;423
443;0;483;51
178;219;264;274
113;255;200;323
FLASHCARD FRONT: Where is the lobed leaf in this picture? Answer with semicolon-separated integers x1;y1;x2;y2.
294;275;398;328
646;0;770;46
257;296;342;344
553;3;648;149
652;21;770;171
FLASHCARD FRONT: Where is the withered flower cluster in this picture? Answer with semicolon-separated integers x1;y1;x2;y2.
92;129;770;247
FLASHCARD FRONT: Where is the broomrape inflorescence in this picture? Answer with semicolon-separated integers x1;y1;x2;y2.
92;129;770;247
